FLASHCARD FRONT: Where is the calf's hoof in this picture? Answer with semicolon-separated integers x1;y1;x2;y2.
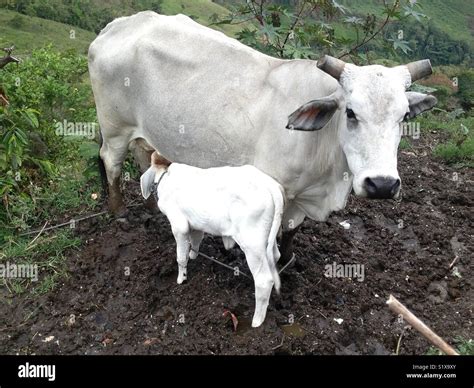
177;273;187;284
251;316;265;328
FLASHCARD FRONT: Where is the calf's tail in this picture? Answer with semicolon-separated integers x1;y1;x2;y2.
265;184;285;294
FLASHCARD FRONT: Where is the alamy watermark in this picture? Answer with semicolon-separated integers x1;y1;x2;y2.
18;362;55;382
55;119;97;140
0;262;38;282
400;121;420;139
324;261;365;282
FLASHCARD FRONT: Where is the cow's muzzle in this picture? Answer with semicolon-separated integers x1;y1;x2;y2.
364;176;400;199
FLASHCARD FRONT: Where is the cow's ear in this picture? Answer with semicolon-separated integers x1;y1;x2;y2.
405;92;437;119
286;96;339;131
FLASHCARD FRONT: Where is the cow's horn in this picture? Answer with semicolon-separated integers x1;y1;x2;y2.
405;59;433;82
317;55;346;80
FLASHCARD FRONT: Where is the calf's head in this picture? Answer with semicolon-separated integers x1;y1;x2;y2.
287;56;437;199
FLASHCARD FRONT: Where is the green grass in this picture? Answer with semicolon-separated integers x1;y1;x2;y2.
0;138;104;296
418;112;474;167
427;337;474;355
399;137;413;150
0;9;95;55
0;229;81;296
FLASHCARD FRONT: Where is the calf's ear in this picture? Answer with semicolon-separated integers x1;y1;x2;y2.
140;166;156;199
286;91;341;131
405;92;437;119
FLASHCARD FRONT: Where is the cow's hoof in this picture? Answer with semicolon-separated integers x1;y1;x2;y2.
109;204;128;218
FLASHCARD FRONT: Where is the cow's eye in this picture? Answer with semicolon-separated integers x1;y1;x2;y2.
346;108;356;120
403;112;410;121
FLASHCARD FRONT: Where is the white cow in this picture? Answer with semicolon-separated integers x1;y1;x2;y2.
140;152;285;327
89;11;436;260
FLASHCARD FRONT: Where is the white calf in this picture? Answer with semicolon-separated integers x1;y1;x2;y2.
141;152;285;327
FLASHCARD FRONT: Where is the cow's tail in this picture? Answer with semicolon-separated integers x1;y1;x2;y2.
98;129;108;198
265;184;284;294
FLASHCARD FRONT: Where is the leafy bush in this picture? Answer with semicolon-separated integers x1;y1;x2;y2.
0;46;98;236
213;1;473;66
434;136;473;166
211;0;426;62
457;69;474;110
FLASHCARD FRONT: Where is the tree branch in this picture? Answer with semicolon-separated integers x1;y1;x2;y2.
280;0;309;56
338;0;399;60
0;46;20;69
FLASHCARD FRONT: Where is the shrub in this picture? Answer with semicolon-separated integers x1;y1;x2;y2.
0;46;97;232
457;69;474;110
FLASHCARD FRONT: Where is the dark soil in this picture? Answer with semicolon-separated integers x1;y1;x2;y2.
1;132;472;355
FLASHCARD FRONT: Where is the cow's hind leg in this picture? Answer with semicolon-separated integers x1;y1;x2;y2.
99;136;129;216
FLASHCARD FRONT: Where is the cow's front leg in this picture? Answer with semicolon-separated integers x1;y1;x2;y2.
279;227;299;264
188;230;204;260
279;204;305;264
99;138;129;216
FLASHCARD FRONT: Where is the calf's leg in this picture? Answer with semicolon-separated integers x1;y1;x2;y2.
174;231;191;284
244;249;274;327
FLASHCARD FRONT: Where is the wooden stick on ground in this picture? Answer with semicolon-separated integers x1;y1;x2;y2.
26;221;49;250
387;294;459;355
19;210;108;236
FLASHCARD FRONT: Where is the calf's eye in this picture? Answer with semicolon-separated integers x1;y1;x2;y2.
346;108;356;120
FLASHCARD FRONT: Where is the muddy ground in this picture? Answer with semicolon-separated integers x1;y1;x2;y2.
1;132;472;355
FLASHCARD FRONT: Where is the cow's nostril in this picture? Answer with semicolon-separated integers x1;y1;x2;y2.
390;179;401;196
364;177;378;196
364;176;400;199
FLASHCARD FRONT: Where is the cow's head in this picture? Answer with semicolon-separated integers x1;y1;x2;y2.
287;56;437;199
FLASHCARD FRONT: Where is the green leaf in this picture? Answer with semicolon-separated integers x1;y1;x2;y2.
20;109;40;129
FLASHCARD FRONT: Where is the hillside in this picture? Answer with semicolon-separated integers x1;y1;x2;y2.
0;9;95;55
148;0;248;36
338;0;474;49
0;0;247;55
